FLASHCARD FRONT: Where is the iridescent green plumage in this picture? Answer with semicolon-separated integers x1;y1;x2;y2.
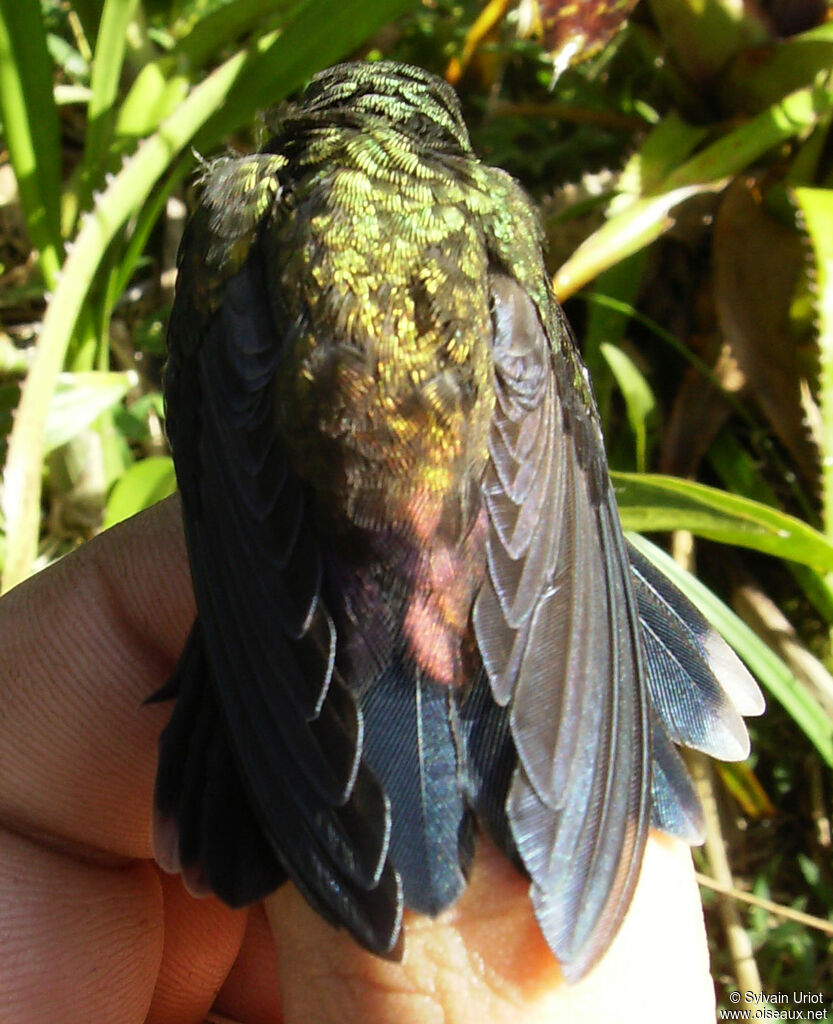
175;63;592;523
155;60;762;981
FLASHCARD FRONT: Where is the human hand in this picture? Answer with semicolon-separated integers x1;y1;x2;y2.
0;496;716;1023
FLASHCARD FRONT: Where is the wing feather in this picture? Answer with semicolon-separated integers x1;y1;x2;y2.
151;620;288;905
473;274;650;979
161;237;401;955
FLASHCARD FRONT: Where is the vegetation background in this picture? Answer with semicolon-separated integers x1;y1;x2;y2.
0;0;831;1012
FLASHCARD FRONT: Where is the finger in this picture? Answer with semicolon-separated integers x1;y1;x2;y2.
147;870;248;1024
551;834;715;1023
265;834;714;1024
0;498;192;857
0;825;164;1024
214;904;283;1024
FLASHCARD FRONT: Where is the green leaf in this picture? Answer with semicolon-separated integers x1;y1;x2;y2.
646;0;771;83
554;180;723;297
708;429;833;625
663;85;833;193
601;343;656;472
45;372;136;453
627;534;833;768
614;472;833;571
114;1;293;140
2;45;248;590
722;22;833;114
616;113;708;200
102;456;177;529
555;83;833;297
173;0;294;68
77;0;141;214
104;154;190;328
115;61;190;139
581;253;647;433
0;0;63;283
45;31;89;81
793;187;833;545
70;0;102;47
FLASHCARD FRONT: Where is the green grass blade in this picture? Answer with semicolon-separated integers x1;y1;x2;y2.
579;254;647;434
70;0;102;47
614;472;833;570
601;343;656;472
616;113;708;198
555;180;723;297
793;187;833;543
115;61;190;141
77;0;141;215
0;0;63;282
110;156;190;303
708;430;833;625
114;0;288;140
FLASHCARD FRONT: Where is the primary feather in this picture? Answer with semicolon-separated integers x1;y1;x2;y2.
153;59;763;979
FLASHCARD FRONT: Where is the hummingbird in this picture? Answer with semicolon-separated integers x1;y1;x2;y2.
151;59;763;981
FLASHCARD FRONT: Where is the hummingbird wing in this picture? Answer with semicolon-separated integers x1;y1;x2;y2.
157;218;402;956
149;618;288;904
471;273;651;980
468;274;764;978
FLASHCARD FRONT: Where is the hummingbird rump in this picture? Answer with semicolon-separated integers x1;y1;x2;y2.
151;60;763;980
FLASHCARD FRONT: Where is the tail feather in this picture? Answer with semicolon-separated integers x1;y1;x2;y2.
629;540;763;762
459;667;520;866
629;540;763;846
649;711;705;843
360;658;471;915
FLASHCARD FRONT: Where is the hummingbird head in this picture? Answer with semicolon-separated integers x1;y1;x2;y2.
266;60;473;159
